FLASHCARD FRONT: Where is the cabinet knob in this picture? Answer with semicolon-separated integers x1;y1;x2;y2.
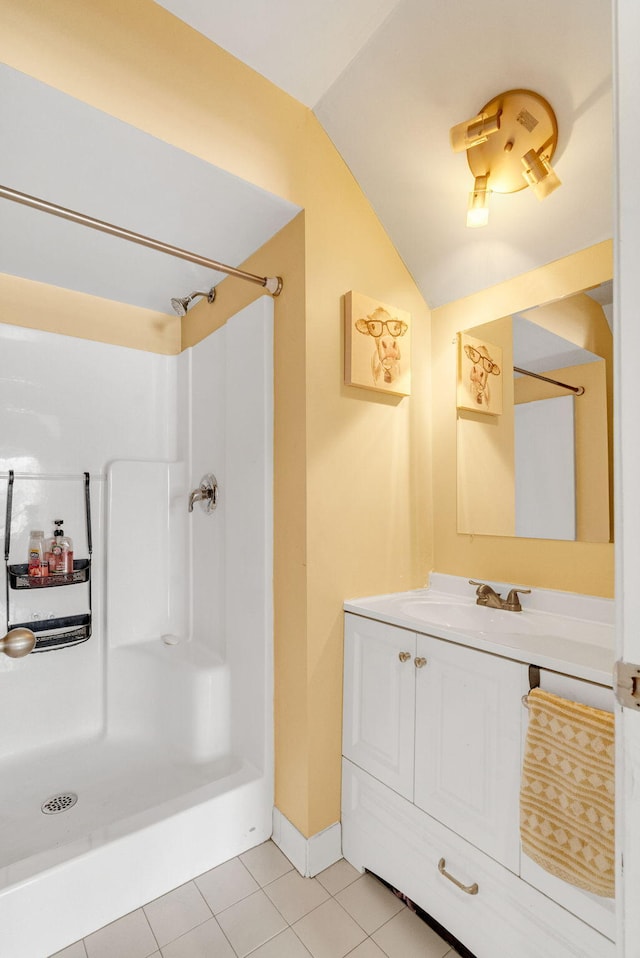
414;656;427;669
398;651;411;663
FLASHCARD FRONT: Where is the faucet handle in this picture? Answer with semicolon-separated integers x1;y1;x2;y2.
188;473;219;514
469;580;499;594
505;588;531;612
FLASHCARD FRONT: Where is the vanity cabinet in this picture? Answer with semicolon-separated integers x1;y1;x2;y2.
343;616;416;800
342;611;615;958
343;614;523;871
413;632;523;872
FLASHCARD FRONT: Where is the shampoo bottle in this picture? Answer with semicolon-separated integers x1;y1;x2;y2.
28;530;47;577
51;520;74;574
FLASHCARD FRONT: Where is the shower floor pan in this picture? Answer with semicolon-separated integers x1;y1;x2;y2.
0;735;271;957
0;632;272;957
0;736;252;874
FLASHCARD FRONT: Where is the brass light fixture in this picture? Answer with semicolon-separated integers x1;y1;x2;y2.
450;89;561;228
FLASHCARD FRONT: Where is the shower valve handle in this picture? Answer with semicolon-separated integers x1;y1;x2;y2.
188;473;219;514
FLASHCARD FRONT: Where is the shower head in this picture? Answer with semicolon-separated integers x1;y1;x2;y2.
170;287;216;316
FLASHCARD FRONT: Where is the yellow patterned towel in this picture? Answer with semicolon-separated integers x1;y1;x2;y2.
520;687;615;898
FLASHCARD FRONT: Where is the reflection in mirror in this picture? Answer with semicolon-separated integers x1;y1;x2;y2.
457;281;613;542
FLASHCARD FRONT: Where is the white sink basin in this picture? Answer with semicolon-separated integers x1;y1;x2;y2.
397;598;549;635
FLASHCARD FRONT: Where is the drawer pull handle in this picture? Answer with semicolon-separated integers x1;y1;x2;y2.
438;857;479;895
398;651;411;663
414;656;427;669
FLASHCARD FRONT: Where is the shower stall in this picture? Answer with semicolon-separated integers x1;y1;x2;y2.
0;298;274;958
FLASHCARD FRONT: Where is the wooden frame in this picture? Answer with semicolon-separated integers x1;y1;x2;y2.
457;331;503;415
344;291;411;396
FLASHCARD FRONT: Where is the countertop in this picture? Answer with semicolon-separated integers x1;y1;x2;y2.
344;574;615;687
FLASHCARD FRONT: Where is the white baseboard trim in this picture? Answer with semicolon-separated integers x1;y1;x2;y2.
271;807;342;877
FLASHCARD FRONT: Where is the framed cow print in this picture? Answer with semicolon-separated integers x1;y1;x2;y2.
344;291;411;396
457;331;503;415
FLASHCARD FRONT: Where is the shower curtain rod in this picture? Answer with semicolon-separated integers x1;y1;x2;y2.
513;365;585;396
0;184;283;297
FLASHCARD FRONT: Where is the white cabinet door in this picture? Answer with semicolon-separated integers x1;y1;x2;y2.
413;633;524;871
343;613;416;800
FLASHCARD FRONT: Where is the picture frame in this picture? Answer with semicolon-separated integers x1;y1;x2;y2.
457;331;503;415
344;291;411;396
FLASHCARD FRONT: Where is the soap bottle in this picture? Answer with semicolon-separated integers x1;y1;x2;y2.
28;530;48;577
51;520;74;574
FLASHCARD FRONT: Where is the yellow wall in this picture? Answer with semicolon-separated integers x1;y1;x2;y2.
431;241;614;597
1;0;432;837
0;272;181;353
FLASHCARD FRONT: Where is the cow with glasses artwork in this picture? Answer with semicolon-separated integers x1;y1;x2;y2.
457;332;503;415
344;292;411;396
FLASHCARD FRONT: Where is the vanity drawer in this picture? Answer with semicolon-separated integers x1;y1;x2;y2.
342;759;614;958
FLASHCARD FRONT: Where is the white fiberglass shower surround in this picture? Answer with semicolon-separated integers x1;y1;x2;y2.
0;298;274;958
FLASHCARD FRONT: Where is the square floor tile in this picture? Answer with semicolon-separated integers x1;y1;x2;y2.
50;943;87;958
216;889;287;957
264;869;330;924
344;941;388;958
246;928;313;957
335;874;404;935
240;840;293;885
160;917;235;958
315;859;361;896
292;898;367;958
195;857;259;914
144;880;211;947
372;909;451;958
84;909;158;958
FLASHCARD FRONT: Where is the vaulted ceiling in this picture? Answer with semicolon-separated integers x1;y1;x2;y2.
155;0;613;308
0;2;612;314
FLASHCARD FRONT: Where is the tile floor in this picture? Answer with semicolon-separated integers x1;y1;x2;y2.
50;841;462;958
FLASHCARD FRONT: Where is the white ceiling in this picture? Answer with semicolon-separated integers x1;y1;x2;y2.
155;0;614;308
0;3;613;314
0;65;299;316
155;0;404;109
512;315;602;374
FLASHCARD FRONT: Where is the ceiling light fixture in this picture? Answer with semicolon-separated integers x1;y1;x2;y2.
450;89;561;228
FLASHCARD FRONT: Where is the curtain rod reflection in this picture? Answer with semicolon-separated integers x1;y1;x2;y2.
513;366;585;396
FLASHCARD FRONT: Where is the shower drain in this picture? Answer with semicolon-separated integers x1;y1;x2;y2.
41;792;78;815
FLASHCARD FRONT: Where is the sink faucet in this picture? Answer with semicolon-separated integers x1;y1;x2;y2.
469;580;531;612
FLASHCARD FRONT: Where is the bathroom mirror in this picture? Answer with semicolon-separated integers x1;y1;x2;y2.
456;280;613;542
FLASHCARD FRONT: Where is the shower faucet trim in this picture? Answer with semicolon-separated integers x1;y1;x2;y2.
188;474;218;514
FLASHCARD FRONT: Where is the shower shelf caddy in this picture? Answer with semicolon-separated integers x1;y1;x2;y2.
4;470;93;652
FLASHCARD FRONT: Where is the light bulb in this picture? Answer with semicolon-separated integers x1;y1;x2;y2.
521;150;561;200
466;175;490;228
450;111;502;153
